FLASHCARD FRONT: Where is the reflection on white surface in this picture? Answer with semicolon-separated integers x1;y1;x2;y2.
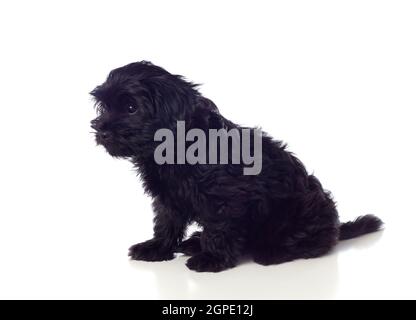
131;256;339;299
128;232;384;300
2;226;412;299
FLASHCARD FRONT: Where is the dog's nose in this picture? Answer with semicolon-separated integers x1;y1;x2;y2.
90;120;99;131
98;131;111;140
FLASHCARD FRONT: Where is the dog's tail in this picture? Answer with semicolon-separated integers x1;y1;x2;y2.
339;214;383;240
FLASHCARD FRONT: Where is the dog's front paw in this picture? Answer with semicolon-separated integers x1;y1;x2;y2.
128;239;174;261
186;252;235;272
176;232;202;256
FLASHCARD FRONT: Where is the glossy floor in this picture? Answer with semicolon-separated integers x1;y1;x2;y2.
0;218;413;299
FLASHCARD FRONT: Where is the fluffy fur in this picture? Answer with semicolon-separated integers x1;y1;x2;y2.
90;61;383;272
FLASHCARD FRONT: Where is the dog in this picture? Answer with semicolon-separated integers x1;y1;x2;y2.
90;61;383;272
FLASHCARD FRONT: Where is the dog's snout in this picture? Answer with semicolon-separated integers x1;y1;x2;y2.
90;120;100;131
98;131;111;140
91;118;112;141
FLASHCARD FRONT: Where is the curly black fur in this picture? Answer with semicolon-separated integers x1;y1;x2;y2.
90;61;383;272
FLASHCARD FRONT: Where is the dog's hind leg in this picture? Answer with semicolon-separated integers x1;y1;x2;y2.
252;230;336;266
252;192;339;266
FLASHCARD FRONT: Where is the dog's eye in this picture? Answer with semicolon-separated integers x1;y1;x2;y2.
126;105;138;114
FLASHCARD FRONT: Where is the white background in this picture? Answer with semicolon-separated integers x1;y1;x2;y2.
0;0;415;299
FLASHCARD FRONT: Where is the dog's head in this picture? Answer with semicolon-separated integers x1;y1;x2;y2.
90;61;201;157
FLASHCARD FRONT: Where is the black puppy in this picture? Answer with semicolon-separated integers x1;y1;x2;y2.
90;61;382;272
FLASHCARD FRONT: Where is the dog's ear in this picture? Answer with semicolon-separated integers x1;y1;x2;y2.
186;96;226;130
143;75;198;128
197;97;219;113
